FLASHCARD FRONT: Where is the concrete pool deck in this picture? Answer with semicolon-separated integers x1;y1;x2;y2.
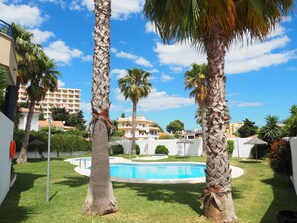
65;157;244;184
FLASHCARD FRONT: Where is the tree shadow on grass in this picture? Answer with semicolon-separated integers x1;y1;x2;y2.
55;176;89;187
114;182;205;215
0;172;45;223
260;174;297;223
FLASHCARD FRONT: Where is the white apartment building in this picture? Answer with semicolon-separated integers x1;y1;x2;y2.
117;115;160;140
18;85;81;119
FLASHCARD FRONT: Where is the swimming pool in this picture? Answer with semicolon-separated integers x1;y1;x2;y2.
67;157;244;184
100;163;206;180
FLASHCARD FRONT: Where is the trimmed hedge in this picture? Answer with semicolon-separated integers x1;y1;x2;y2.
110;144;124;155
51;134;91;152
14;130;91;153
155;145;169;155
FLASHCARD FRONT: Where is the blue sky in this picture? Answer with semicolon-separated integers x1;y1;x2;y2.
1;0;297;130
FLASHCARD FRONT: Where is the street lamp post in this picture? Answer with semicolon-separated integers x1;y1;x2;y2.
46;115;52;202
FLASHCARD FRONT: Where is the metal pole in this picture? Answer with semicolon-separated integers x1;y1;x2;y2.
236;126;240;161
46;116;51;202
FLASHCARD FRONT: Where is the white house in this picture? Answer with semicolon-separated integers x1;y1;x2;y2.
18;108;40;131
117;115;160;140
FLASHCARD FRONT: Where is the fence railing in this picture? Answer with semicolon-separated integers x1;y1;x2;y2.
0;19;13;38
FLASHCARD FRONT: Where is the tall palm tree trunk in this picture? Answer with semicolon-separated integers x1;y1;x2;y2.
16;99;36;164
201;105;207;157
82;0;117;215
82;119;117;215
131;101;137;155
203;22;237;223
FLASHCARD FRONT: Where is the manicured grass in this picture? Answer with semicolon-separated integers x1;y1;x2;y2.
0;156;296;223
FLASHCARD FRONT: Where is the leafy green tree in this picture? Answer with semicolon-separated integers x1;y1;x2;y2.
50;107;70;122
258;115;282;145
237;118;258;137
152;122;163;133
282;104;297;137
166;120;184;134
185;63;208;156
17;54;59;164
121;113;125;118
68;110;86;130
144;1;294;221
118;68;152;155
82;0;118;215
39;105;45;120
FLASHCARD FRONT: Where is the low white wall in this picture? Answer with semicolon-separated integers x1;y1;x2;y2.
15;151;87;158
0;112;14;205
117;137;253;158
290;137;297;195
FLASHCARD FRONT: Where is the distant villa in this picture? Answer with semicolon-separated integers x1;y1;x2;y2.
117;115;160;140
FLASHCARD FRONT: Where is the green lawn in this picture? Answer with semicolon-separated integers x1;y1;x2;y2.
0;156;296;223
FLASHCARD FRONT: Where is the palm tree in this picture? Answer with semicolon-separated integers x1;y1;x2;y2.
16;54;59;164
185;63;208;156
118;68;152;155
12;23;43;130
82;0;118;215
144;1;294;222
258;115;282;145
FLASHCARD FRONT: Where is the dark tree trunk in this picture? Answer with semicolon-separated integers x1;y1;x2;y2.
16;99;36;164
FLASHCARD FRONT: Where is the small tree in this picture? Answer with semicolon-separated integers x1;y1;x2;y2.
269;140;292;180
227;140;235;158
238;118;258;137
166;120;184;134
282;104;297;137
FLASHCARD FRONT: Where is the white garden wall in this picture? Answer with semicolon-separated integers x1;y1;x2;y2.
117;137;253;158
0;112;14;205
290;137;297;195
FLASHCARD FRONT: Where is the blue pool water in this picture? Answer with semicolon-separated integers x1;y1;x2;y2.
89;163;206;180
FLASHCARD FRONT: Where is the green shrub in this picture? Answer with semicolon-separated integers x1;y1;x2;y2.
155;145;169;155
136;144;140;155
250;144;269;160
64;129;89;138
51;134;91;152
227;140;235;157
269;140;292;177
110;144;124;155
159;134;175;139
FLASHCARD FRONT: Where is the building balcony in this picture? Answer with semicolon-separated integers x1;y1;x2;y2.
0;20;17;86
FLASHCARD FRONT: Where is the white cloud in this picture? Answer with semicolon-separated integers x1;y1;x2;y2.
81;0;144;20
154;23;297;75
111;69;128;79
57;80;65;88
154;42;206;67
170;66;184;73
29;29;55;44
82;55;93;62
160;74;174;82
145;22;157;33
113;87;194;112
0;2;45;27
111;48;153;68
44;40;83;65
228;101;264;107
135;57;153;67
